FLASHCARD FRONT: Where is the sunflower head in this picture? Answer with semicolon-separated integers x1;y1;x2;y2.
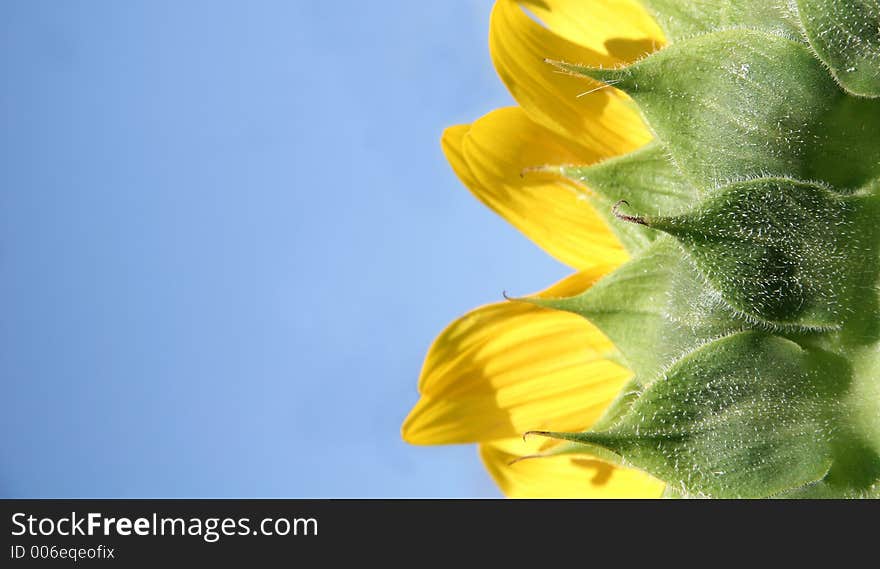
404;0;880;499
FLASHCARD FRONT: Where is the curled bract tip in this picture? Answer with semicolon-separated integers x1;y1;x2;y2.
507;453;543;467
522;430;552;442
502;290;535;304
612;199;648;226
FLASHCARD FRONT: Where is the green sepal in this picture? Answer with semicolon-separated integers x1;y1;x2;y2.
533;332;844;498
635;178;870;329
560;142;696;253
530;238;748;382
797;0;880;98
554;30;880;190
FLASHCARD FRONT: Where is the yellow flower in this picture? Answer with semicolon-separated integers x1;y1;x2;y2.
402;0;669;497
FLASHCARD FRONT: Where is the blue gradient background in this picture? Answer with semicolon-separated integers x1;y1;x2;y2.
0;0;570;497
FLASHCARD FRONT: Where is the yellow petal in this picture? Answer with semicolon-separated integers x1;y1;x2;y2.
444;107;627;270
480;437;665;498
489;0;655;151
402;268;630;445
519;0;666;61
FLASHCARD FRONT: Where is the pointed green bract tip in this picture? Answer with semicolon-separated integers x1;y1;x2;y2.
551;332;848;498
636;179;876;329
545;58;634;91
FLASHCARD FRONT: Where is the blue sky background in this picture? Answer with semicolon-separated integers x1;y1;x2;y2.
0;0;571;497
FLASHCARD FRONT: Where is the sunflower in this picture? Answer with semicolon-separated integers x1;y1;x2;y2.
401;0;668;498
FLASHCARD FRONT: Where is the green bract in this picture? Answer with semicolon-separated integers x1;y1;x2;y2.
533;0;880;498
